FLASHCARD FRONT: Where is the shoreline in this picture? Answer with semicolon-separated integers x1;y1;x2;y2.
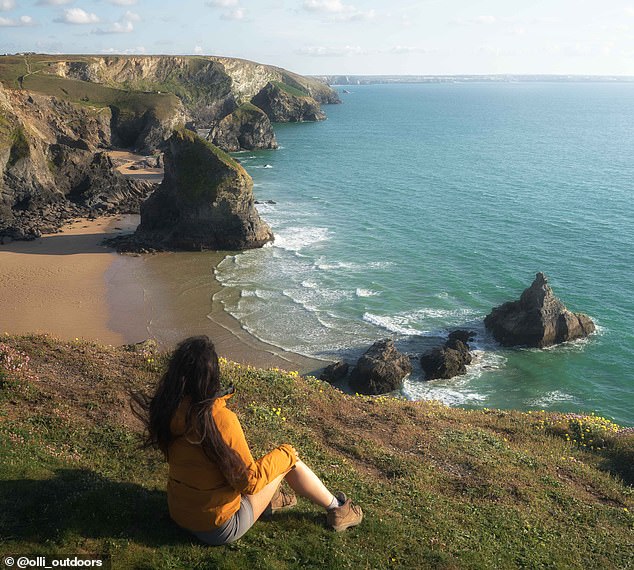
0;216;327;376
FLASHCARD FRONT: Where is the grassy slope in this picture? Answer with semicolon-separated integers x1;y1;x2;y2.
0;335;632;570
0;55;320;119
0;55;180;121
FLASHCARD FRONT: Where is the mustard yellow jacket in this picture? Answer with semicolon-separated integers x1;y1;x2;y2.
167;389;297;531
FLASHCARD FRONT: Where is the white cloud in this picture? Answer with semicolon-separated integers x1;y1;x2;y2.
0;0;15;11
101;45;146;54
206;0;238;6
206;0;245;21
302;0;374;22
36;0;73;6
389;45;432;54
221;8;244;20
94;10;139;34
297;45;366;57
107;0;138;5
0;14;35;26
474;15;497;25
194;45;203;54
55;8;99;24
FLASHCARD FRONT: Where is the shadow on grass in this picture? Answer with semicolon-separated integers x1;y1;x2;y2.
599;440;634;486
0;468;192;547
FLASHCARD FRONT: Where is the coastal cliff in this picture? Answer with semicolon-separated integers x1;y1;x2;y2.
50;55;339;147
0;83;153;240
135;129;272;250
252;81;326;122
0;54;339;241
209;102;278;152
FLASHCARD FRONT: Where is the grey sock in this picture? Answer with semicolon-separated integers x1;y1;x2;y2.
326;495;344;511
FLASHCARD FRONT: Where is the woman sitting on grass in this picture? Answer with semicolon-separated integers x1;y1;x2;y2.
133;335;362;546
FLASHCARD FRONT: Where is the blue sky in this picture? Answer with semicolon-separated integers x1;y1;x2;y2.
1;1;633;75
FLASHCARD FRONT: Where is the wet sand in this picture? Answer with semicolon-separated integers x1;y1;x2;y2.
0;217;130;345
0;216;326;375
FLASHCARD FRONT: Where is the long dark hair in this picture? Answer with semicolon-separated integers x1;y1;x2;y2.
131;336;247;488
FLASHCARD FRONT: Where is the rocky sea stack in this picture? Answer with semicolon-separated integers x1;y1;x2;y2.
484;272;595;348
135;128;273;250
421;330;475;380
349;339;412;395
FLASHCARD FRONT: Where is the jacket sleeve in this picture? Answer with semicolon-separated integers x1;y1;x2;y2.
216;407;297;494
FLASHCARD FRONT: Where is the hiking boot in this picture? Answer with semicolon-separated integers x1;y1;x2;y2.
326;492;363;532
264;486;297;515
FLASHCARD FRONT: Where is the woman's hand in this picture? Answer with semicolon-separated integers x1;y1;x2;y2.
289;445;300;464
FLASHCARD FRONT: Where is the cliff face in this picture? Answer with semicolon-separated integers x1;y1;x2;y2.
0;83;153;239
251;82;326;122
0;54;339;241
109;99;189;154
209;102;277;152
136;129;272;250
53;56;339;107
52;56;338;148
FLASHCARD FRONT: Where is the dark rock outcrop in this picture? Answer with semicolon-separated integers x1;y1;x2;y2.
421;330;476;380
0;85;155;240
320;361;349;383
135;128;273;250
68;152;154;213
251;82;326;123
350;339;412;395
484;273;595;347
210;103;277;152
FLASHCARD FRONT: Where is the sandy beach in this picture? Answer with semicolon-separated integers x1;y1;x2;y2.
0;216;326;375
0;217;130;345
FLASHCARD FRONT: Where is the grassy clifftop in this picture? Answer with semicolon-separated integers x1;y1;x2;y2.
0;55;180;122
1;335;632;569
0;54;338;120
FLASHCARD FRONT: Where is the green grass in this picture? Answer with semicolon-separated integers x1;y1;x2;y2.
7;126;29;166
232;102;265;120
0;55;180;124
271;81;309;98
169;128;244;201
1;334;633;569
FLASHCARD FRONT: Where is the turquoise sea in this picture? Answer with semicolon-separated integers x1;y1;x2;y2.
214;83;634;425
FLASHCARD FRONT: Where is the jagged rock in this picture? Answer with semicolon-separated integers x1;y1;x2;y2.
135;128;273;251
421;341;473;382
350;339;412;395
0;85;155;239
68;152;155;213
251;82;326;123
484;272;596;347
320;361;349;383
210;103;277;152
447;330;476;345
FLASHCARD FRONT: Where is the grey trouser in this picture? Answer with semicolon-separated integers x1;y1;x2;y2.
192;497;255;546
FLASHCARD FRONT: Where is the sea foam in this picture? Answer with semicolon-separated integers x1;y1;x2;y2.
274;227;330;252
